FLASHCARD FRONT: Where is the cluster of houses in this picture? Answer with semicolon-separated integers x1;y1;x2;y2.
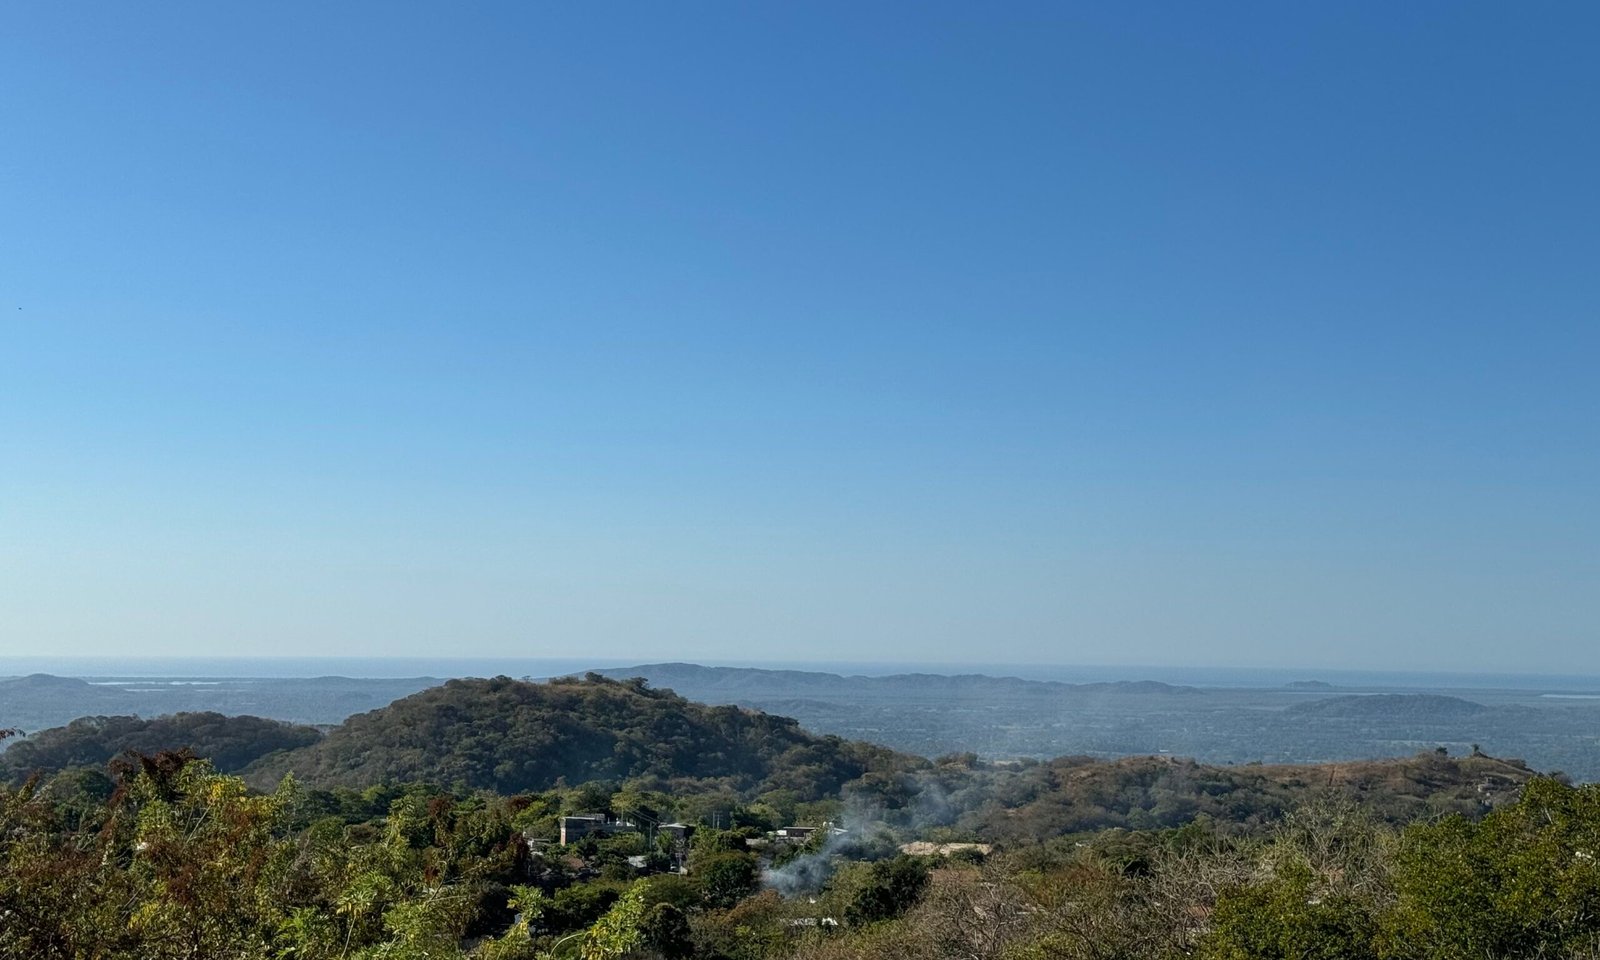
546;813;849;875
554;813;845;848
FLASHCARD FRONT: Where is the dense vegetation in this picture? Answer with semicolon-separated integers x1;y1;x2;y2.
783;779;1600;960
242;675;915;799
957;752;1534;843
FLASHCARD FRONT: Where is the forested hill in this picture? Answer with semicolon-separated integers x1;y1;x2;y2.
589;662;1197;701
0;712;323;783
242;674;916;797
959;751;1537;842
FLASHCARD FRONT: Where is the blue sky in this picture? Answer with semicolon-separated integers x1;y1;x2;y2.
3;3;1596;670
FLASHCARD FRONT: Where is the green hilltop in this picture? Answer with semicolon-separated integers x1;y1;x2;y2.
240;673;915;799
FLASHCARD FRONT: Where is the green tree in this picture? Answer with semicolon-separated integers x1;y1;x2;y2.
697;852;761;909
640;902;694;959
844;855;931;926
1203;860;1378;960
1381;777;1600;959
577;886;645;960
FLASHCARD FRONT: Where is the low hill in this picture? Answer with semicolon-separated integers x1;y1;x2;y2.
244;673;917;797
1287;693;1494;720
0;712;323;782
0;675;134;729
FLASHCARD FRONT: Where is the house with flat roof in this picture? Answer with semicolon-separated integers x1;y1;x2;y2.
559;813;639;845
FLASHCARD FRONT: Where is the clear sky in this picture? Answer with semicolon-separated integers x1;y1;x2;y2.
2;3;1596;671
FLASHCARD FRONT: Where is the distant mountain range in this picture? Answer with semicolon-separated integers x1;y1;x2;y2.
585;662;1200;701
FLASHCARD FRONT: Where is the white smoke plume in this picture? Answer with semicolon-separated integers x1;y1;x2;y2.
762;776;959;896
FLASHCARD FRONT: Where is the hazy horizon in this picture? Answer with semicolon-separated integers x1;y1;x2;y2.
5;3;1596;672
8;655;1600;693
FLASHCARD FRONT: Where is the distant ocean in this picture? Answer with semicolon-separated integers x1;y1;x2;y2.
2;655;1599;694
